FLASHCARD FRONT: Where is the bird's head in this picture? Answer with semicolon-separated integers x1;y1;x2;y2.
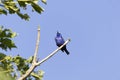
56;31;61;37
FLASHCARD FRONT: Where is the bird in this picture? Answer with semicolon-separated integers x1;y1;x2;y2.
55;31;70;55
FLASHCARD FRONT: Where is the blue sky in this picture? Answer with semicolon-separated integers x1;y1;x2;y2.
1;0;120;80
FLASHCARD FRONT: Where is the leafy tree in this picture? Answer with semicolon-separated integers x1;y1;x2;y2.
0;0;46;79
0;0;70;80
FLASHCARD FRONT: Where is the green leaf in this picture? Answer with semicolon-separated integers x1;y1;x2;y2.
16;12;30;20
26;56;33;63
0;38;17;50
0;8;7;15
0;26;17;51
0;27;17;38
0;53;6;60
11;32;17;38
18;0;27;7
0;67;15;80
8;6;19;14
31;70;44;80
31;2;44;14
41;0;47;4
5;56;12;61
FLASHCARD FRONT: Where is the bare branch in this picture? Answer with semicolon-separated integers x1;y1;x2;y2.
33;26;40;63
18;26;40;80
36;39;71;66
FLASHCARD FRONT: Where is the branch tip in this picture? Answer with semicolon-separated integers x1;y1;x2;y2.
68;38;71;41
37;26;40;31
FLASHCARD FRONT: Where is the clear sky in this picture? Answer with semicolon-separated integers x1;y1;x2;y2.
1;0;120;80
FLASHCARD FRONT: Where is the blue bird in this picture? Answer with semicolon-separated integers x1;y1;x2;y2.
55;31;70;55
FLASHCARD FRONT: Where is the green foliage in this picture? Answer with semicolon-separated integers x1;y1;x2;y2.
0;0;47;79
0;53;6;60
0;8;7;15
0;26;17;51
0;0;47;20
0;26;45;79
0;55;44;80
31;70;44;80
41;0;47;4
31;1;44;14
0;67;15;80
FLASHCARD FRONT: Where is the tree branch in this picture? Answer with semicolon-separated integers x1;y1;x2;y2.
18;26;40;80
33;26;40;63
36;39;71;66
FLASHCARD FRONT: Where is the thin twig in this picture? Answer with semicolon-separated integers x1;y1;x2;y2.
33;26;40;63
36;39;71;66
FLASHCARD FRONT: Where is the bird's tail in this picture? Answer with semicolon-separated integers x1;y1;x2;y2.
64;49;70;55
